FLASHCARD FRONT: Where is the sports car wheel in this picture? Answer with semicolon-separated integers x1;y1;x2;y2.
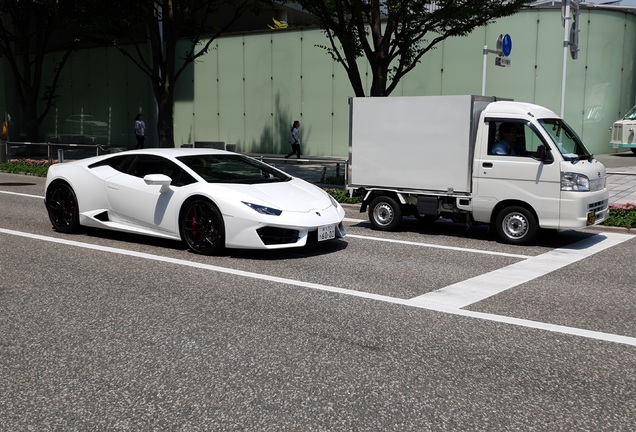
495;206;538;245
180;198;225;255
45;182;80;233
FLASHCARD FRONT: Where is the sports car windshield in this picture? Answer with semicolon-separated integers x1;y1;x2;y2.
178;154;291;184
538;119;593;162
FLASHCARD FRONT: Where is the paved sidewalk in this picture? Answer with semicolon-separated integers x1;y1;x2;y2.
595;153;636;205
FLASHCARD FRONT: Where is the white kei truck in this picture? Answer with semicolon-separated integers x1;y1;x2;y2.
609;104;636;154
347;95;610;245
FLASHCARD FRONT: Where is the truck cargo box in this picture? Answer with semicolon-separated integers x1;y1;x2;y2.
348;95;494;194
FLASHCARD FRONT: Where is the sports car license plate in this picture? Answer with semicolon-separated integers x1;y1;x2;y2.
586;211;596;225
318;224;336;241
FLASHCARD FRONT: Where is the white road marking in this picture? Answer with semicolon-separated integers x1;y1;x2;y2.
343;217;364;223
1;227;635;347
0;190;42;199
345;233;531;258
408;232;633;309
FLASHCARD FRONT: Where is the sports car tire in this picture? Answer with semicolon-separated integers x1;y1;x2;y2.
180;198;225;255
45;182;80;233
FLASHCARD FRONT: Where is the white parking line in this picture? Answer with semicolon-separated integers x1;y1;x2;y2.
408;232;634;309
346;233;531;258
0;190;42;199
1;227;635;347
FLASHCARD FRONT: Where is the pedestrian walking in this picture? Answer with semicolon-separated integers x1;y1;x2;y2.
284;120;301;159
134;113;145;149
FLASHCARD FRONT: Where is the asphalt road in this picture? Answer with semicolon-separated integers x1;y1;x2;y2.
1;172;635;431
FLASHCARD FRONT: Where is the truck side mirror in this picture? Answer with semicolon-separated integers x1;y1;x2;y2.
533;144;554;164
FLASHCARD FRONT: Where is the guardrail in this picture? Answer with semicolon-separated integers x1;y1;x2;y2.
0;143;350;187
250;155;349;186
0;140;108;164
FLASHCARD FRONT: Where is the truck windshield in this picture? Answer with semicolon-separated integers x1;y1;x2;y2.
623;105;636;120
538;119;592;161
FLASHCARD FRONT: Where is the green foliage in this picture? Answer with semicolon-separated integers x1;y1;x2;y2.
297;0;531;96
324;188;361;204
0;160;50;177
603;203;636;229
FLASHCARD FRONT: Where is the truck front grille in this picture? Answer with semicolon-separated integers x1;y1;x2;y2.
611;124;623;143
588;199;608;214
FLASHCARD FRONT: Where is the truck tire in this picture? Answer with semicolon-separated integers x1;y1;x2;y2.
369;196;402;231
495;206;538;245
631;148;636;155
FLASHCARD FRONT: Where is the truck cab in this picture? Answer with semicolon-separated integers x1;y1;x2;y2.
472;101;608;243
609;105;636;154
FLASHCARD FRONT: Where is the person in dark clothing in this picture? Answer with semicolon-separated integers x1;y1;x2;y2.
285;120;301;159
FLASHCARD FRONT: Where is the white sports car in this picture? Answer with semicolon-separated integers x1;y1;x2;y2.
44;148;346;254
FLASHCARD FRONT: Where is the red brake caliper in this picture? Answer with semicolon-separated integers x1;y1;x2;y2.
191;216;198;240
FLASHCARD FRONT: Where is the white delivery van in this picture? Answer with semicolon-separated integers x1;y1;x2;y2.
609;104;636;154
347;95;609;245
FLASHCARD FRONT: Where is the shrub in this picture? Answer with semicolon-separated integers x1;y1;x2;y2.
324;188;362;204
0;159;50;177
603;203;636;229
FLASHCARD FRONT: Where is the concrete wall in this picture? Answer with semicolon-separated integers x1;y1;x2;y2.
2;7;636;156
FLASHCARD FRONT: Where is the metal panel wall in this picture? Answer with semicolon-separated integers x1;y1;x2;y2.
2;8;634;156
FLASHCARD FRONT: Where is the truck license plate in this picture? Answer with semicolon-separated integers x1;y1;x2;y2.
318;224;336;241
586;211;596;225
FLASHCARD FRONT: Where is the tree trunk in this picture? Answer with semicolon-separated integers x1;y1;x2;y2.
156;88;175;148
22;89;40;142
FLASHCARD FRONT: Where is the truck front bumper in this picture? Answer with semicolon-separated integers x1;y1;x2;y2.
559;190;609;229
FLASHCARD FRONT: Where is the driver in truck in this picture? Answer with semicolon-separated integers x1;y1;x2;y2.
491;122;519;155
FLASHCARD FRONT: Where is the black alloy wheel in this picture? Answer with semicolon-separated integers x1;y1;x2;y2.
180;198;225;255
45;182;80;233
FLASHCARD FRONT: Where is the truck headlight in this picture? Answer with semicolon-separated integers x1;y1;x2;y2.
561;172;590;191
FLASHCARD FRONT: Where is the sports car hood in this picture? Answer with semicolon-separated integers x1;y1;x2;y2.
217;178;334;212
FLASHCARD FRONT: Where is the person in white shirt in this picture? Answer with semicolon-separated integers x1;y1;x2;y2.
134;113;145;149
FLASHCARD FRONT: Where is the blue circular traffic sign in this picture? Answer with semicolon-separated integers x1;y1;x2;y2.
502;34;512;57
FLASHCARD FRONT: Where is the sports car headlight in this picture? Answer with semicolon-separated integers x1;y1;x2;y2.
561;172;590;191
242;201;282;216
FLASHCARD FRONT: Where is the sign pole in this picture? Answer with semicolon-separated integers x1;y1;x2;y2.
481;35;512;96
560;1;571;118
482;46;488;96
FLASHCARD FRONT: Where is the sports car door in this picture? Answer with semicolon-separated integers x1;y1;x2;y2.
104;155;179;232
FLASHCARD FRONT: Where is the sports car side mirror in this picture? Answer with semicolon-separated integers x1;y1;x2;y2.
144;174;172;193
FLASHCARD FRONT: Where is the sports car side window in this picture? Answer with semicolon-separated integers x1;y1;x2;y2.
89;155;134;173
127;155;196;186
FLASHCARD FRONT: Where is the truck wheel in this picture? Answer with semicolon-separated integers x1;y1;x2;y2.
369;196;402;231
631;148;636;155
495;206;538;245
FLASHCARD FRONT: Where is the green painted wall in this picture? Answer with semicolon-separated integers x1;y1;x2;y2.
3;7;636;156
